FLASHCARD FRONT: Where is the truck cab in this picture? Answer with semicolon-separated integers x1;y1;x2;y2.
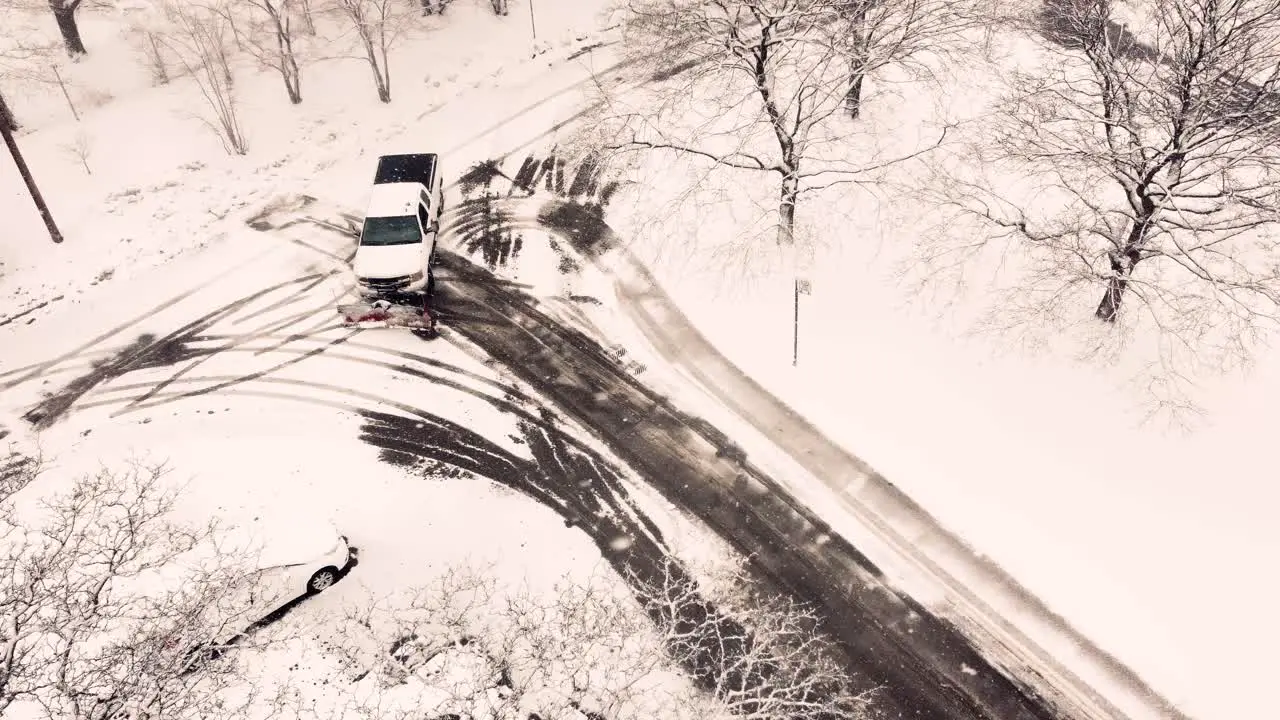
353;153;444;297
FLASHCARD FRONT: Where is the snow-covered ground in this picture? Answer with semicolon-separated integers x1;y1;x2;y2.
594;37;1276;720
4;2;1276;720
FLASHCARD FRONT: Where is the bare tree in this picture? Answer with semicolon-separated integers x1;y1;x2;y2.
0;453;266;720
158;0;249;154
317;560;873;720
627;557;879;719
576;0;956;363
296;0;317;34
920;0;1280;395
64;129;92;174
584;1;952;252
48;0;88;58
832;0;983;119
332;0;417;103
0;34;83;122
231;0;305;103
0;93;64;243
121;5;178;85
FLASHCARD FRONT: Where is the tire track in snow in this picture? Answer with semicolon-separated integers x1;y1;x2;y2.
65;325;788;705
431;161;1085;720
18;270;336;430
528;206;1149;720
430;247;1045;720
0;246;285;391
87;345;548;434
113;297;346;413
76;375;674;601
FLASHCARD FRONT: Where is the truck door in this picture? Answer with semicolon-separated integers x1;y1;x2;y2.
417;202;433;269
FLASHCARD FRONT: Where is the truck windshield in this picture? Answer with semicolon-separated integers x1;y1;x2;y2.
360;216;420;246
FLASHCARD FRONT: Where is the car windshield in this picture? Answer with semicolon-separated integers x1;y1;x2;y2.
360;215;420;246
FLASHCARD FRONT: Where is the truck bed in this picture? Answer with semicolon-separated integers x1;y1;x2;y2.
373;153;439;186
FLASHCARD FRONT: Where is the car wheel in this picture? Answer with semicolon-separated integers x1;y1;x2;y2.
307;567;339;594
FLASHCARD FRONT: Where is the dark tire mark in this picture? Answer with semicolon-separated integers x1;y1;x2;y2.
359;409;863;710
108;330;360;418
117;299;342;413
0;295;65;328
1;250;283;392
19;271;332;429
229;270;347;325
0;349;120;382
443;178;1086;718
94;344;552;435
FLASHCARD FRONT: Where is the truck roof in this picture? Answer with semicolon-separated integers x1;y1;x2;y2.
365;182;427;219
373;153;438;186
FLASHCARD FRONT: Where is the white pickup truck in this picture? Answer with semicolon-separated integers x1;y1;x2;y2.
340;153;445;334
352;153;444;297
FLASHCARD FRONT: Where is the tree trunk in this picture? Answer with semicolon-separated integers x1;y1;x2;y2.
0;90;18;133
845;69;865;119
50;2;88;58
377;43;392;102
776;171;799;246
147;33;170;84
299;0;316;34
2;119;65;243
276;25;302;103
1094;223;1149;322
281;64;302;104
844;5;869;119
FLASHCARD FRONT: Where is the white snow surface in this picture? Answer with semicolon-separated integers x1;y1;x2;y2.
2;4;1275;720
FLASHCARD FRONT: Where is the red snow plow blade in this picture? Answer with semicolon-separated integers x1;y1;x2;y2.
338;300;437;334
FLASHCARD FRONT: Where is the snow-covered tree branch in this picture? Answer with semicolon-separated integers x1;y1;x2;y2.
155;0;249;154
920;0;1280;398
228;0;306;103
329;0;417;103
577;0;962;258
0;451;268;720
315;559;874;720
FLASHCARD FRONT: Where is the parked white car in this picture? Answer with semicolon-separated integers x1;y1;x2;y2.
228;513;355;617
93;515;357;719
166;511;356;656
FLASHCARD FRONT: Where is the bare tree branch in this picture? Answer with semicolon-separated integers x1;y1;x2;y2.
0;451;270;720
320;559;874;720
912;0;1280;417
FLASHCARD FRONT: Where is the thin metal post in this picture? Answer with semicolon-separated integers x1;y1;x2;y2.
792;276;800;366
